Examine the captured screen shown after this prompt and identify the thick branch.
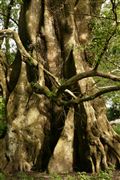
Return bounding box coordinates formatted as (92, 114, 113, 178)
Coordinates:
(57, 70, 96, 95)
(57, 69, 120, 95)
(0, 29, 37, 66)
(96, 71, 120, 81)
(31, 82, 56, 100)
(72, 85, 120, 104)
(0, 30, 119, 106)
(32, 81, 120, 106)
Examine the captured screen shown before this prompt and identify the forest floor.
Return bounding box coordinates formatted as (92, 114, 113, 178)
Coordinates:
(112, 170, 120, 180)
(1, 170, 120, 180)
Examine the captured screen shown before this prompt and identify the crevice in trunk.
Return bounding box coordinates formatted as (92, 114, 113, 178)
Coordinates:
(39, 0, 45, 29)
(49, 104, 66, 153)
(63, 49, 76, 79)
(8, 51, 21, 93)
(73, 104, 92, 172)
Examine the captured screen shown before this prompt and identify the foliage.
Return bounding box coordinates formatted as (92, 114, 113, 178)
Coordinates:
(16, 172, 34, 180)
(0, 157, 116, 179)
(0, 172, 5, 180)
(48, 168, 114, 180)
(51, 173, 63, 180)
(107, 102, 120, 120)
(86, 1, 120, 108)
(0, 0, 19, 65)
(77, 172, 91, 180)
(96, 171, 112, 180)
(50, 168, 114, 179)
(113, 124, 120, 135)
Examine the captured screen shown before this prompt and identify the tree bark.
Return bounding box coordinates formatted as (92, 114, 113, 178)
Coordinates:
(0, 0, 120, 174)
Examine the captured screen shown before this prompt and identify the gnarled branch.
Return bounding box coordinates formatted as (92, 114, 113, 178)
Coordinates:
(57, 69, 120, 95)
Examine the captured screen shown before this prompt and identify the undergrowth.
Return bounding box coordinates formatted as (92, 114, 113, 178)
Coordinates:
(0, 167, 115, 180)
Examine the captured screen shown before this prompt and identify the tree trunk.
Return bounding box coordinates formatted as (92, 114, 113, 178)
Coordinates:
(0, 0, 120, 174)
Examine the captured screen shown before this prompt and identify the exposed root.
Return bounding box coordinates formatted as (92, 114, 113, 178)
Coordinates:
(19, 160, 32, 172)
(86, 128, 120, 173)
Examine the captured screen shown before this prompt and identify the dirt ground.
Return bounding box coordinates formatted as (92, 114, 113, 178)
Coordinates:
(112, 170, 120, 180)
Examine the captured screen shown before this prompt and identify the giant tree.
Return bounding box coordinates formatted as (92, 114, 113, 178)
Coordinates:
(0, 0, 120, 174)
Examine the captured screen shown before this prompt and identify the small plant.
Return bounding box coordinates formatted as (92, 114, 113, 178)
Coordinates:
(65, 175, 76, 180)
(50, 173, 62, 180)
(16, 172, 34, 180)
(76, 172, 91, 180)
(80, 172, 91, 180)
(97, 170, 112, 180)
(0, 172, 6, 180)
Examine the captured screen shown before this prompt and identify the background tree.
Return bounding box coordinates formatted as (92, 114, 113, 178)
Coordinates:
(0, 0, 120, 174)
